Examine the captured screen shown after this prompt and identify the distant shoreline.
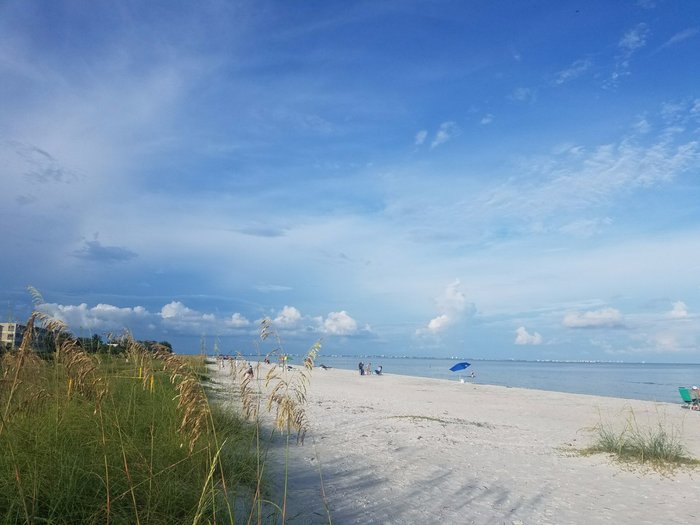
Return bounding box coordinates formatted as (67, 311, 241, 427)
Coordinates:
(215, 353, 700, 366)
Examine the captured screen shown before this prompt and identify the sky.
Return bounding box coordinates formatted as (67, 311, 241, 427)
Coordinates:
(1, 0, 699, 361)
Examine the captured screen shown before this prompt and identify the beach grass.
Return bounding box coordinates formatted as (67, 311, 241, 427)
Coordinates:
(584, 409, 699, 470)
(0, 285, 331, 524)
(215, 318, 328, 523)
(0, 309, 261, 524)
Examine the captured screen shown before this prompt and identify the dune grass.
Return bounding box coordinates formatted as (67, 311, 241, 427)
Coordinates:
(0, 314, 259, 524)
(0, 292, 328, 524)
(217, 318, 328, 524)
(584, 409, 699, 470)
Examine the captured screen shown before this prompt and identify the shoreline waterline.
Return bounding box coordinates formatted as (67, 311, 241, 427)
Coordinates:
(227, 354, 699, 404)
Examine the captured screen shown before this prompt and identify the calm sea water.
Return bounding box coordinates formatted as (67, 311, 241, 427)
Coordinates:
(274, 355, 700, 404)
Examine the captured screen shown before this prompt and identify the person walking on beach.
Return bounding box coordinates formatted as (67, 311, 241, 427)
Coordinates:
(358, 361, 364, 375)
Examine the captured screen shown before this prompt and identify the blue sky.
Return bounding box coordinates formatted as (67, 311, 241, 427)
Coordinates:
(1, 0, 699, 361)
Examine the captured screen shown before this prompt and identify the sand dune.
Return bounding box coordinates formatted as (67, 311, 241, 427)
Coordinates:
(213, 362, 700, 524)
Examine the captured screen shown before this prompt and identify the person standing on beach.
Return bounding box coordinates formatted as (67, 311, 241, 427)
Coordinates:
(358, 361, 364, 375)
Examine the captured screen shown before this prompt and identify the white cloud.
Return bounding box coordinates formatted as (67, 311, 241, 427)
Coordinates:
(480, 114, 494, 125)
(427, 314, 450, 332)
(272, 305, 302, 328)
(420, 280, 473, 334)
(563, 307, 624, 328)
(37, 297, 363, 339)
(504, 132, 699, 220)
(262, 306, 363, 337)
(669, 301, 688, 319)
(514, 326, 542, 345)
(161, 301, 192, 319)
(39, 302, 149, 331)
(660, 28, 698, 49)
(554, 58, 592, 85)
(322, 310, 358, 335)
(439, 279, 467, 313)
(608, 23, 649, 87)
(227, 312, 251, 328)
(619, 23, 649, 53)
(160, 301, 216, 332)
(414, 130, 428, 146)
(430, 121, 458, 149)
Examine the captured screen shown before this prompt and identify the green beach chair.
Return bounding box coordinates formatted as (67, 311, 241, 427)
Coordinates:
(678, 387, 699, 409)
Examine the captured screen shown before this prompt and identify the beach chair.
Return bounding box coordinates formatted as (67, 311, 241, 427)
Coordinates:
(693, 388, 700, 411)
(678, 387, 699, 409)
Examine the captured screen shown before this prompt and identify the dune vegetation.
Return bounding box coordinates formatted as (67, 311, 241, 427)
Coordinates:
(0, 291, 324, 524)
(584, 409, 699, 471)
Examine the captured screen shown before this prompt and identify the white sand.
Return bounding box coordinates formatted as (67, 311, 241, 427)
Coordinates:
(213, 362, 700, 524)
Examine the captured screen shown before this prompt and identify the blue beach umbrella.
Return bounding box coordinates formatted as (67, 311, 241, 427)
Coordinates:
(449, 361, 471, 372)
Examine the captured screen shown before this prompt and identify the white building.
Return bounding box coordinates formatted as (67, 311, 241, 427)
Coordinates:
(0, 322, 26, 349)
(0, 322, 49, 351)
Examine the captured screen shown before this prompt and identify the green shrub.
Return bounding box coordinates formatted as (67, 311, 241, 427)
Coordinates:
(0, 352, 258, 524)
(585, 409, 699, 469)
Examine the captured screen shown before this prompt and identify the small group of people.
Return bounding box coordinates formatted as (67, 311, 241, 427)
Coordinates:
(358, 361, 382, 376)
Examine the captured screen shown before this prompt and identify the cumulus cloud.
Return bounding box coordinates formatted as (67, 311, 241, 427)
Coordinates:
(38, 302, 149, 331)
(160, 301, 215, 332)
(414, 130, 428, 146)
(427, 314, 450, 332)
(430, 121, 459, 149)
(420, 280, 473, 334)
(563, 308, 624, 328)
(514, 326, 542, 345)
(227, 312, 251, 328)
(272, 305, 302, 328)
(321, 311, 358, 335)
(263, 306, 361, 336)
(438, 279, 467, 312)
(39, 298, 362, 338)
(669, 301, 688, 319)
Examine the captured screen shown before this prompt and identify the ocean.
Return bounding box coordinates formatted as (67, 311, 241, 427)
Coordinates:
(276, 355, 700, 404)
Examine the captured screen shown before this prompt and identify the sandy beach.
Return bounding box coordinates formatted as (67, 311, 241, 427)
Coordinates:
(212, 362, 700, 524)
